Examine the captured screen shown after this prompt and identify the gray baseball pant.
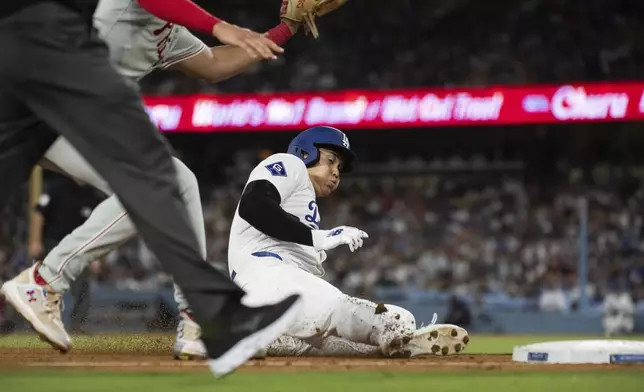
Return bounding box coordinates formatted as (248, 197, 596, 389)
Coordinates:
(39, 137, 206, 312)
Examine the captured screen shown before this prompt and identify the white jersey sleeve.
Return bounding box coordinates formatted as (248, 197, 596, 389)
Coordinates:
(246, 153, 309, 202)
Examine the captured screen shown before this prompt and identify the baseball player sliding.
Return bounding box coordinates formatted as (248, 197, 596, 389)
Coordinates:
(1, 0, 343, 358)
(227, 126, 470, 358)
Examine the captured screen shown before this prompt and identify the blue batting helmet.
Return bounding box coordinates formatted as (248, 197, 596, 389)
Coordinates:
(287, 126, 356, 172)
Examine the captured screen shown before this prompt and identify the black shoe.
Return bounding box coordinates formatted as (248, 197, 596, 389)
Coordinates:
(202, 294, 302, 378)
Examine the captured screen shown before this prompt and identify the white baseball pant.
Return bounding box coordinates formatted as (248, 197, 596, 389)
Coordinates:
(229, 252, 417, 354)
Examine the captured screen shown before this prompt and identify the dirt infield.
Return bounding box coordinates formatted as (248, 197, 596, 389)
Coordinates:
(1, 348, 642, 373)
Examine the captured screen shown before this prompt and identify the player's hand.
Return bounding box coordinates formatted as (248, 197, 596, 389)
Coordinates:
(311, 226, 369, 252)
(212, 22, 284, 60)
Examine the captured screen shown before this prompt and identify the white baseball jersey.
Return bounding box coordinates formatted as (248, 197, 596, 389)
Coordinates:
(94, 0, 208, 80)
(228, 153, 326, 276)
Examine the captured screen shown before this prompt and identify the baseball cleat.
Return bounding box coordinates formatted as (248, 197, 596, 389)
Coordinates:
(173, 311, 207, 360)
(173, 340, 269, 361)
(172, 340, 268, 361)
(172, 311, 271, 361)
(173, 338, 208, 360)
(0, 265, 71, 353)
(205, 294, 302, 378)
(407, 324, 470, 357)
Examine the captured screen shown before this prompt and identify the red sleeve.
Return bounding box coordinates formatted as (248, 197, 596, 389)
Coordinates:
(137, 0, 222, 34)
(266, 22, 293, 46)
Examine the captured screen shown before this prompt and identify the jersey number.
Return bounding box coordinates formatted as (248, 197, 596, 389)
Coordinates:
(304, 201, 320, 229)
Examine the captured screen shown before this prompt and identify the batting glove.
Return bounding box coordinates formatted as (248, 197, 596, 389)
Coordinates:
(311, 226, 369, 252)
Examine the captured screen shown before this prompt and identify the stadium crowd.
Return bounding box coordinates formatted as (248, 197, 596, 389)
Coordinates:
(140, 0, 642, 95)
(3, 152, 642, 311)
(204, 153, 644, 307)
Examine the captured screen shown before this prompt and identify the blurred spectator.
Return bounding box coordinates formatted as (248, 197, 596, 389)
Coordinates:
(538, 277, 568, 312)
(603, 280, 636, 336)
(444, 294, 472, 327)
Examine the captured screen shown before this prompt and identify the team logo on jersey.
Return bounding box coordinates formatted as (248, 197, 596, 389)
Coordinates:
(341, 133, 350, 149)
(305, 201, 320, 229)
(265, 161, 287, 177)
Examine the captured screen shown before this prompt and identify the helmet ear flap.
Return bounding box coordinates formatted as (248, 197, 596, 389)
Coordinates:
(295, 144, 319, 167)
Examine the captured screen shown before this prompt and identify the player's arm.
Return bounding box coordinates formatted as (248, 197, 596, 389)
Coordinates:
(171, 21, 298, 83)
(238, 180, 314, 245)
(238, 156, 367, 252)
(239, 180, 367, 252)
(136, 0, 283, 59)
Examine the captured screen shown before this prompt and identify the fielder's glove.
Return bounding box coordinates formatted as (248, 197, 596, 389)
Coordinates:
(311, 226, 368, 252)
(280, 0, 349, 39)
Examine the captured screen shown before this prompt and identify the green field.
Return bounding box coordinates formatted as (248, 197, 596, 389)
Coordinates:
(1, 334, 643, 392)
(3, 372, 644, 392)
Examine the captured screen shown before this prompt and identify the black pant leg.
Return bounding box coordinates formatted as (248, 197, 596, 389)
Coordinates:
(0, 92, 57, 206)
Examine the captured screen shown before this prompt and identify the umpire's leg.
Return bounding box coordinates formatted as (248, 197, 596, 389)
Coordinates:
(0, 3, 244, 326)
(0, 93, 58, 206)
